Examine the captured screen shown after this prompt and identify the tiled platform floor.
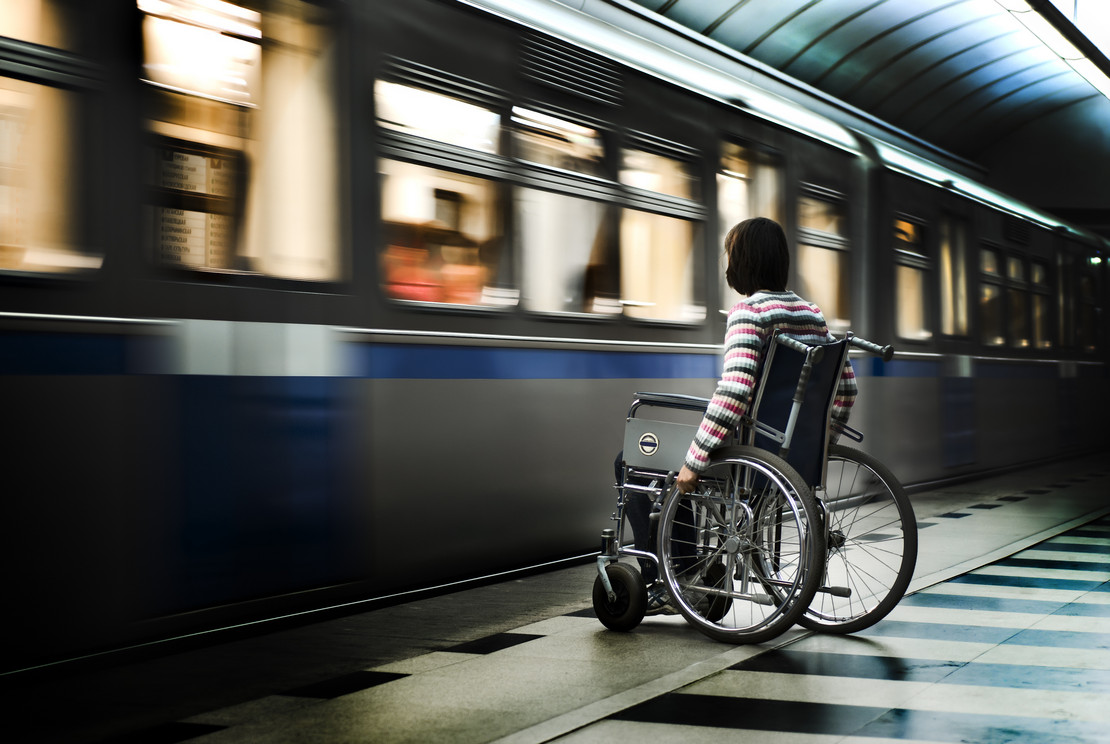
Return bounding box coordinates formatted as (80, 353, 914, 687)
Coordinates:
(7, 453, 1110, 744)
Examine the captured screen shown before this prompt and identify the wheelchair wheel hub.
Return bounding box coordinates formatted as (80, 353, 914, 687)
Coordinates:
(723, 535, 743, 554)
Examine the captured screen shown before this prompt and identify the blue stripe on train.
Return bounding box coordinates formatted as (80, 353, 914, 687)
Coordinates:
(862, 358, 940, 378)
(345, 343, 720, 380)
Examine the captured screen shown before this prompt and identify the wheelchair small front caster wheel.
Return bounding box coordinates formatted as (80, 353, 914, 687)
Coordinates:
(592, 563, 646, 632)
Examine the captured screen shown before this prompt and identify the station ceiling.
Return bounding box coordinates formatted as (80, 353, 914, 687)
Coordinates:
(624, 0, 1110, 238)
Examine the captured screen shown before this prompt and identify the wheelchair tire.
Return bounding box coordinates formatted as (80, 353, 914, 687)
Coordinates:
(592, 562, 647, 632)
(657, 446, 824, 645)
(800, 444, 918, 634)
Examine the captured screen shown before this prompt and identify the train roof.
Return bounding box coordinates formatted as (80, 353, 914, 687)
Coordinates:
(461, 0, 1110, 250)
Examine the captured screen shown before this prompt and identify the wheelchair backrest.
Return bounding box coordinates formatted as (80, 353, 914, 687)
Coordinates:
(747, 333, 850, 488)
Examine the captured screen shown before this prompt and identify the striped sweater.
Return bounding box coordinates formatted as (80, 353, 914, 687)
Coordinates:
(685, 290, 858, 473)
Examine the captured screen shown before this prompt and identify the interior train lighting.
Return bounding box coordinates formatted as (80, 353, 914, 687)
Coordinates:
(137, 0, 261, 39)
(138, 0, 262, 106)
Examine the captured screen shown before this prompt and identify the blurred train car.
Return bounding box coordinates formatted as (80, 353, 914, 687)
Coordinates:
(1, 0, 1106, 673)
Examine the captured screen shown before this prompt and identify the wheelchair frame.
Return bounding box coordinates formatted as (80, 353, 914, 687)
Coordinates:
(593, 331, 917, 644)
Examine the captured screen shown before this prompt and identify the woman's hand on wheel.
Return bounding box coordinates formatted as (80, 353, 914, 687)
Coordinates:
(676, 465, 699, 493)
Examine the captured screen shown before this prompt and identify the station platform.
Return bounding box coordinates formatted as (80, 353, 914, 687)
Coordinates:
(9, 452, 1110, 744)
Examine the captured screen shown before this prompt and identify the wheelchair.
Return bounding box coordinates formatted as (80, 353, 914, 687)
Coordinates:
(592, 331, 918, 644)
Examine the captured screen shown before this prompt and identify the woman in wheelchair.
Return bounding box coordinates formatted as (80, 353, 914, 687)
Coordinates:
(633, 217, 858, 614)
(603, 216, 914, 640)
(675, 216, 857, 491)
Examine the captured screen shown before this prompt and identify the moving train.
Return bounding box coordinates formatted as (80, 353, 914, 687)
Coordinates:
(2, 0, 1106, 674)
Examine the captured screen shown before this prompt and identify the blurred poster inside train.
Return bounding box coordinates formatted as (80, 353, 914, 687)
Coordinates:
(140, 0, 340, 280)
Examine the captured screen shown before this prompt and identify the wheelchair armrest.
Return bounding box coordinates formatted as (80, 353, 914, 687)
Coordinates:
(629, 392, 710, 418)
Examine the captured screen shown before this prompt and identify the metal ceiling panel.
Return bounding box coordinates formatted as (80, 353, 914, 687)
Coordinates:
(625, 0, 1106, 161)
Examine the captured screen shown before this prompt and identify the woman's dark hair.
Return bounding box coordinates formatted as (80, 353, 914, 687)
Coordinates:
(724, 217, 790, 295)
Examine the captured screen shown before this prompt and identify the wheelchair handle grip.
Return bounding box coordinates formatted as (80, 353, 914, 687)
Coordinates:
(773, 333, 824, 362)
(849, 336, 894, 362)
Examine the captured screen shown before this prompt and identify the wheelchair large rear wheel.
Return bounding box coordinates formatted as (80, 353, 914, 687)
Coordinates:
(800, 444, 918, 634)
(657, 446, 824, 645)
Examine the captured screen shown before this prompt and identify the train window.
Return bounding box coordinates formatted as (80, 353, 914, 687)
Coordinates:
(1031, 261, 1048, 285)
(1054, 250, 1100, 351)
(517, 188, 615, 314)
(1078, 264, 1099, 352)
(894, 219, 925, 257)
(894, 218, 931, 341)
(798, 194, 845, 236)
(717, 143, 782, 310)
(378, 83, 500, 154)
(619, 148, 697, 200)
(380, 159, 507, 306)
(797, 243, 850, 333)
(980, 284, 1004, 346)
(1007, 287, 1029, 348)
(511, 107, 603, 176)
(1033, 294, 1052, 349)
(620, 210, 702, 322)
(0, 76, 95, 273)
(979, 247, 1004, 346)
(980, 249, 1000, 276)
(141, 0, 340, 280)
(896, 265, 928, 340)
(1031, 260, 1051, 349)
(1, 1, 78, 48)
(796, 192, 850, 333)
(939, 216, 969, 336)
(1006, 255, 1029, 348)
(1057, 252, 1075, 346)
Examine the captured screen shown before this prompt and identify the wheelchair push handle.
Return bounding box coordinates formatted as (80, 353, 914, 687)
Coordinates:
(772, 330, 893, 362)
(773, 333, 824, 362)
(848, 335, 894, 362)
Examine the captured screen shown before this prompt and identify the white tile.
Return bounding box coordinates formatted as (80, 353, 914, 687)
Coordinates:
(180, 695, 320, 727)
(906, 682, 1110, 722)
(1028, 613, 1110, 634)
(885, 603, 1043, 629)
(513, 615, 602, 636)
(787, 632, 994, 662)
(371, 651, 477, 674)
(975, 643, 1110, 670)
(918, 582, 1088, 604)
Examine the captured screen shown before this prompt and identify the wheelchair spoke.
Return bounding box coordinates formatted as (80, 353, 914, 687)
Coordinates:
(658, 446, 823, 644)
(801, 445, 918, 634)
